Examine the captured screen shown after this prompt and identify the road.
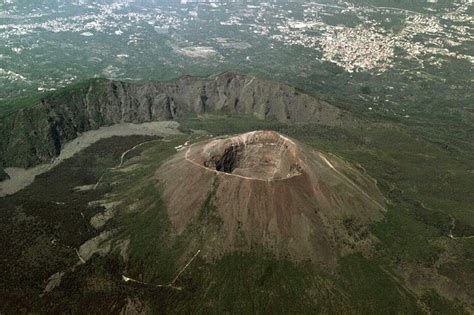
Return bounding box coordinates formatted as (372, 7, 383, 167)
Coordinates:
(448, 216, 474, 240)
(122, 249, 202, 291)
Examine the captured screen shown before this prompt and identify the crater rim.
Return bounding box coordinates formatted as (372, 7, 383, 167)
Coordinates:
(187, 131, 304, 181)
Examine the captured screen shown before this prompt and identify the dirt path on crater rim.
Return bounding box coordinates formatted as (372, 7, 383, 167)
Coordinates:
(0, 121, 182, 197)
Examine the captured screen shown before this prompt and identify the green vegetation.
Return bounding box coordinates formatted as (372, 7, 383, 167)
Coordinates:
(0, 79, 104, 119)
(421, 290, 468, 315)
(0, 168, 8, 181)
(372, 207, 443, 266)
(438, 251, 474, 295)
(0, 95, 42, 118)
(110, 136, 190, 282)
(337, 254, 420, 313)
(0, 135, 162, 312)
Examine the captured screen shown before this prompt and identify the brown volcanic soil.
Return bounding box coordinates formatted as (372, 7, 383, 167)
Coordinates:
(156, 131, 386, 264)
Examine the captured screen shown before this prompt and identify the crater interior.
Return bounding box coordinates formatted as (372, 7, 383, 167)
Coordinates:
(193, 131, 303, 181)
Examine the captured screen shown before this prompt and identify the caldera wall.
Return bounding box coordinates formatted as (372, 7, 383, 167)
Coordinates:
(0, 72, 348, 169)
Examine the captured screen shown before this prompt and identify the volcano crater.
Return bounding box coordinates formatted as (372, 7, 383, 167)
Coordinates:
(157, 130, 386, 263)
(193, 131, 303, 181)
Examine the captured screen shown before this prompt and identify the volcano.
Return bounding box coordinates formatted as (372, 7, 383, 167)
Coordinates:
(157, 131, 386, 264)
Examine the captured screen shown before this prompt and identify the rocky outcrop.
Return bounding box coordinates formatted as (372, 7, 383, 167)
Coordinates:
(0, 72, 348, 168)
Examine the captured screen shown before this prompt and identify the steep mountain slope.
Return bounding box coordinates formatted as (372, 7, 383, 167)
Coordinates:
(0, 72, 349, 169)
(158, 131, 385, 264)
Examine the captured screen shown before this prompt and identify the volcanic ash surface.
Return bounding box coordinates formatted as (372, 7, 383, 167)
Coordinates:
(156, 131, 386, 264)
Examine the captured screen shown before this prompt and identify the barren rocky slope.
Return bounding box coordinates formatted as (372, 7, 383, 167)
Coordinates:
(157, 131, 385, 264)
(0, 72, 349, 169)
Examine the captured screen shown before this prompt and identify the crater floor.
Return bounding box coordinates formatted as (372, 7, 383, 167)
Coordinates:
(189, 131, 303, 181)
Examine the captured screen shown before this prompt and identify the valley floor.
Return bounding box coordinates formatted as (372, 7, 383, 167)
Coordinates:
(0, 121, 181, 197)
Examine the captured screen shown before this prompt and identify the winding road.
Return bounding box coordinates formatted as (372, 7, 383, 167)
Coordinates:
(448, 216, 474, 240)
(94, 139, 161, 189)
(122, 249, 201, 291)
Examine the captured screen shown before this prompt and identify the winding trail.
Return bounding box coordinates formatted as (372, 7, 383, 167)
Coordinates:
(121, 275, 182, 290)
(171, 249, 201, 285)
(113, 140, 158, 169)
(75, 249, 86, 264)
(448, 216, 474, 240)
(319, 153, 386, 212)
(122, 249, 201, 291)
(94, 139, 161, 189)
